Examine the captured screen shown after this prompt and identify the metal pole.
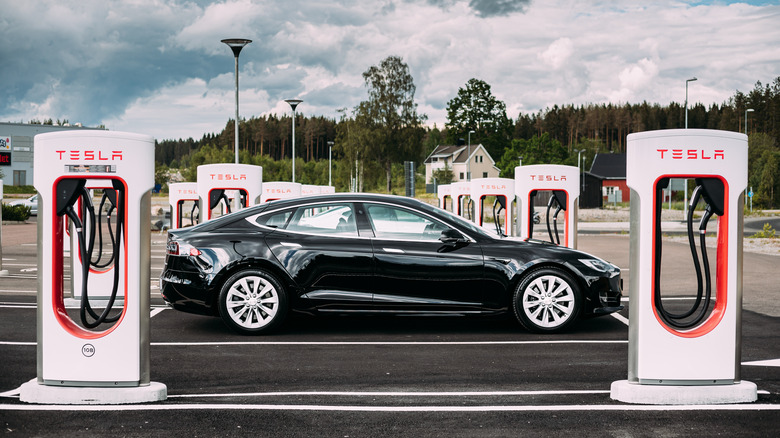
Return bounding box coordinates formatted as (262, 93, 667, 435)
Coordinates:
(222, 39, 251, 164)
(327, 141, 334, 186)
(0, 180, 7, 277)
(467, 130, 475, 181)
(233, 54, 239, 164)
(284, 99, 303, 183)
(685, 77, 697, 129)
(745, 108, 754, 206)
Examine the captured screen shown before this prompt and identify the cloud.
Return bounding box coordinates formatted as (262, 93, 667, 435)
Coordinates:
(2, 0, 779, 141)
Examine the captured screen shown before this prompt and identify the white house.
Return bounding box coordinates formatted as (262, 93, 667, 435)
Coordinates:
(424, 143, 500, 184)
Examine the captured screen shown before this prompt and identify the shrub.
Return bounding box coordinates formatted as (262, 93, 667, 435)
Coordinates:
(2, 203, 32, 221)
(750, 223, 777, 239)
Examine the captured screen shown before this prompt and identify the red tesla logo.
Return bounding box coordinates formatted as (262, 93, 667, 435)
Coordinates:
(55, 150, 123, 161)
(656, 149, 725, 160)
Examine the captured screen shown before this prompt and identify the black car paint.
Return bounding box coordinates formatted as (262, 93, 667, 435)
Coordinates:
(161, 194, 622, 325)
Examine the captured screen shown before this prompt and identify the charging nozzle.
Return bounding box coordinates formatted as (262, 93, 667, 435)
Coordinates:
(56, 179, 87, 217)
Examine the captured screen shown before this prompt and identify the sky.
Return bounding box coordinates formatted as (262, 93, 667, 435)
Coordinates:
(1, 0, 779, 141)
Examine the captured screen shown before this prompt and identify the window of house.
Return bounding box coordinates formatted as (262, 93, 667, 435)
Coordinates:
(482, 172, 488, 178)
(459, 172, 464, 180)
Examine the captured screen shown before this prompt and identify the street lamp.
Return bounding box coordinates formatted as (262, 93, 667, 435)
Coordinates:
(285, 99, 303, 182)
(327, 141, 334, 186)
(744, 108, 754, 205)
(745, 108, 754, 134)
(685, 77, 697, 129)
(221, 38, 252, 164)
(467, 130, 475, 181)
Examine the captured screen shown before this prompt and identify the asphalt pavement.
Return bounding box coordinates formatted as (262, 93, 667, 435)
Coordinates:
(0, 218, 779, 437)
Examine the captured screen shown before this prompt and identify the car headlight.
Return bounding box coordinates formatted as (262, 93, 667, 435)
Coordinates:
(579, 258, 613, 272)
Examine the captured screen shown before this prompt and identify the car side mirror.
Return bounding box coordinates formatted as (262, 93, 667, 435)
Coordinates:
(439, 228, 466, 245)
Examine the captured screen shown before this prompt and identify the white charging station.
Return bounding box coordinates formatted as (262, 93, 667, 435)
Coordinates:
(451, 181, 472, 220)
(437, 184, 453, 212)
(320, 185, 335, 195)
(261, 181, 302, 203)
(196, 163, 262, 222)
(471, 178, 514, 236)
(301, 184, 321, 197)
(168, 182, 199, 229)
(514, 164, 579, 248)
(611, 129, 756, 405)
(21, 130, 166, 404)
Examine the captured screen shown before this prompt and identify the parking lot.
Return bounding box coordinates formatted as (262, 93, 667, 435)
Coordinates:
(1, 219, 779, 436)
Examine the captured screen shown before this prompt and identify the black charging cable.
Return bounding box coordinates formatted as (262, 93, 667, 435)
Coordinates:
(654, 183, 716, 329)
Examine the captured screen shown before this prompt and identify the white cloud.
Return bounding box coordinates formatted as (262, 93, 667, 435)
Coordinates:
(2, 0, 779, 139)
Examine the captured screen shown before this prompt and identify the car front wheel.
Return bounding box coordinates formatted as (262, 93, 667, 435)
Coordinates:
(218, 269, 287, 335)
(513, 267, 581, 333)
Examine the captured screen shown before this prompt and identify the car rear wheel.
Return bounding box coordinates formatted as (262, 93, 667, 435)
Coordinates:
(218, 269, 287, 335)
(513, 267, 581, 333)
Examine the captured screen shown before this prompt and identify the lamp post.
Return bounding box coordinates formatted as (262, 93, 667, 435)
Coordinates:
(745, 108, 754, 134)
(285, 99, 303, 182)
(221, 38, 252, 164)
(685, 77, 697, 129)
(745, 108, 754, 205)
(467, 130, 475, 181)
(327, 141, 334, 186)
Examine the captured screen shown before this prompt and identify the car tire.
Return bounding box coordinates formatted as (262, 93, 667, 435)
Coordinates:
(513, 267, 581, 333)
(218, 269, 288, 335)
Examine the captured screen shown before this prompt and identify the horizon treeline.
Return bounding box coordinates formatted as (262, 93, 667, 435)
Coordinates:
(156, 77, 779, 168)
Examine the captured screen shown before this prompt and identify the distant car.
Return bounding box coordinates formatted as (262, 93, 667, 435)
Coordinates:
(9, 194, 37, 216)
(161, 194, 623, 335)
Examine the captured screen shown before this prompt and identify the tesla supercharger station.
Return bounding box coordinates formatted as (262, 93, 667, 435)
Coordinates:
(611, 129, 756, 405)
(451, 181, 472, 220)
(196, 163, 262, 222)
(20, 130, 166, 404)
(261, 181, 302, 203)
(437, 184, 452, 212)
(301, 184, 321, 197)
(169, 182, 199, 229)
(471, 178, 514, 236)
(515, 164, 579, 248)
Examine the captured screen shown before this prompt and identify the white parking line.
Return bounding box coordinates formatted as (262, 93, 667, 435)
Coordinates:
(0, 402, 777, 412)
(611, 312, 629, 326)
(169, 389, 612, 399)
(151, 340, 629, 346)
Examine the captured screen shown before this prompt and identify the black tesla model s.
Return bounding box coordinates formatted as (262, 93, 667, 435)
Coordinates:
(161, 193, 622, 334)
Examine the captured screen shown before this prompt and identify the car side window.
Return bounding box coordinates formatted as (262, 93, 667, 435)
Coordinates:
(255, 208, 294, 228)
(365, 204, 448, 241)
(284, 203, 358, 236)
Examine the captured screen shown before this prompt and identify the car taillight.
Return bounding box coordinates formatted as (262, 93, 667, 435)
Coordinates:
(167, 240, 201, 257)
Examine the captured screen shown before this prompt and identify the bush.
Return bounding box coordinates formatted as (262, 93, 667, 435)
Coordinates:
(2, 203, 32, 221)
(750, 223, 777, 239)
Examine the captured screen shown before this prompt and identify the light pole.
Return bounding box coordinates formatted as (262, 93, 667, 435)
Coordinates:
(221, 38, 252, 164)
(685, 77, 697, 129)
(745, 108, 754, 134)
(327, 141, 334, 186)
(467, 130, 475, 181)
(745, 108, 754, 205)
(285, 99, 303, 182)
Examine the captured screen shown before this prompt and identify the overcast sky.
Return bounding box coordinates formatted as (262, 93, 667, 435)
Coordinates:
(2, 0, 778, 141)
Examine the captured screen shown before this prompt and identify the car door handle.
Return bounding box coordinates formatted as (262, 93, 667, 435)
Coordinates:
(489, 257, 511, 265)
(383, 248, 405, 254)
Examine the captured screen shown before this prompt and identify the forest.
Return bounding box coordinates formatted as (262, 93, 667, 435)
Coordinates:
(154, 75, 780, 208)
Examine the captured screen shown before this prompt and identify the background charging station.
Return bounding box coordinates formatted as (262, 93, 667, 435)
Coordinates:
(437, 184, 452, 212)
(611, 129, 756, 404)
(514, 164, 579, 248)
(301, 184, 321, 197)
(261, 181, 302, 203)
(168, 182, 199, 229)
(21, 130, 166, 404)
(451, 181, 472, 220)
(471, 177, 514, 236)
(196, 163, 262, 222)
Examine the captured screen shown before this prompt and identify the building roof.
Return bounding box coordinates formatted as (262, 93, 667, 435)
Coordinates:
(424, 144, 491, 164)
(589, 153, 626, 179)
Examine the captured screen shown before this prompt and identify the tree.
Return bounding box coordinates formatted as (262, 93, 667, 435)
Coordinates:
(352, 56, 427, 192)
(445, 78, 512, 159)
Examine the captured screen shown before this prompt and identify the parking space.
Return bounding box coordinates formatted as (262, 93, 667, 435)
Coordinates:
(1, 224, 779, 435)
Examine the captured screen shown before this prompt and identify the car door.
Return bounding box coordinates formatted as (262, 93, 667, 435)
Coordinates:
(260, 202, 375, 309)
(363, 202, 497, 312)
